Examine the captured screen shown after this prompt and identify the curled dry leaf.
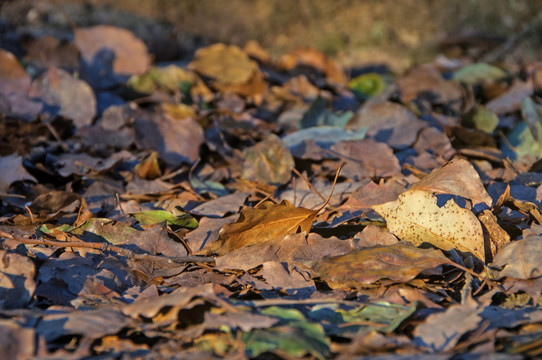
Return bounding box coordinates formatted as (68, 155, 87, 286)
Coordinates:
(372, 190, 485, 261)
(197, 200, 318, 256)
(307, 242, 451, 289)
(411, 158, 492, 207)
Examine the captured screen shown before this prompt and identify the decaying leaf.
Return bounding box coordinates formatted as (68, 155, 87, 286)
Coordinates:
(198, 200, 318, 256)
(372, 190, 485, 260)
(414, 297, 483, 352)
(241, 134, 295, 185)
(410, 158, 492, 207)
(492, 236, 542, 279)
(308, 242, 451, 289)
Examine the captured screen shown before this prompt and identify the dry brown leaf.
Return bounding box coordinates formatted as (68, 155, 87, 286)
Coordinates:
(411, 158, 493, 207)
(0, 153, 36, 193)
(276, 47, 347, 85)
(189, 43, 259, 85)
(197, 200, 318, 256)
(29, 67, 96, 128)
(308, 242, 451, 289)
(74, 25, 150, 76)
(372, 190, 485, 260)
(348, 101, 426, 150)
(396, 64, 462, 104)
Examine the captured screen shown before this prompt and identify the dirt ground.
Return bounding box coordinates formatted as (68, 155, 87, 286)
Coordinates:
(2, 0, 542, 72)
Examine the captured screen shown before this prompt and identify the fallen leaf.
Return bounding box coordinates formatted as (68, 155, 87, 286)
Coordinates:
(372, 190, 485, 260)
(29, 66, 97, 128)
(0, 49, 42, 118)
(134, 109, 204, 166)
(413, 297, 483, 352)
(492, 236, 542, 279)
(348, 101, 426, 149)
(486, 80, 533, 115)
(190, 191, 249, 218)
(348, 73, 388, 100)
(331, 139, 401, 180)
(74, 25, 150, 76)
(241, 134, 295, 185)
(257, 261, 315, 296)
(453, 63, 507, 84)
(307, 302, 416, 338)
(411, 158, 493, 207)
(214, 233, 354, 271)
(242, 306, 330, 360)
(0, 250, 36, 309)
(198, 200, 318, 256)
(189, 43, 259, 85)
(130, 209, 198, 230)
(0, 321, 35, 359)
(396, 64, 462, 104)
(308, 242, 450, 289)
(0, 153, 36, 193)
(134, 151, 162, 179)
(277, 47, 347, 85)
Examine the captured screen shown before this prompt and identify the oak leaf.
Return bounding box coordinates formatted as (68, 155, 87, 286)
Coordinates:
(372, 190, 485, 260)
(197, 200, 318, 256)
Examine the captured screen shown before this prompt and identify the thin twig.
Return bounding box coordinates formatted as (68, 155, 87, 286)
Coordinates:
(316, 162, 344, 213)
(290, 167, 327, 203)
(0, 229, 215, 264)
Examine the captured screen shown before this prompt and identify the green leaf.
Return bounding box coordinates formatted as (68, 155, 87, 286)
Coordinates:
(453, 63, 507, 84)
(348, 72, 387, 100)
(501, 98, 542, 160)
(242, 306, 330, 360)
(130, 210, 198, 229)
(463, 106, 499, 134)
(308, 302, 416, 338)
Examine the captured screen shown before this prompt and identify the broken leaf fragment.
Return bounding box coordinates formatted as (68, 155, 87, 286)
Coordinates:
(198, 200, 318, 256)
(372, 190, 485, 260)
(308, 242, 451, 289)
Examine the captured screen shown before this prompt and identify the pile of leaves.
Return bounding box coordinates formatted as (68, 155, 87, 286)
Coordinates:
(2, 24, 542, 359)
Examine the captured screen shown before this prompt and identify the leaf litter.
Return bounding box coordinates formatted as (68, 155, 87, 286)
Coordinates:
(2, 16, 542, 360)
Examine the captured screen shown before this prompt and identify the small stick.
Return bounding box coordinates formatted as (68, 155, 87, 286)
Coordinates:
(316, 162, 344, 213)
(291, 167, 327, 203)
(0, 229, 215, 264)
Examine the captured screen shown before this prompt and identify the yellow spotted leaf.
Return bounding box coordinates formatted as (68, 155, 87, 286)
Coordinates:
(372, 190, 485, 261)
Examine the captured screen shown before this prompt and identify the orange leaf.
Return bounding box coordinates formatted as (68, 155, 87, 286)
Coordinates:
(198, 200, 318, 256)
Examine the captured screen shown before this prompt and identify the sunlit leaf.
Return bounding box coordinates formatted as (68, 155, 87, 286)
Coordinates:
(373, 190, 485, 260)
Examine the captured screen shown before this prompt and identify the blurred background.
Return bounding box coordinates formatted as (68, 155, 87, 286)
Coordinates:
(2, 0, 542, 72)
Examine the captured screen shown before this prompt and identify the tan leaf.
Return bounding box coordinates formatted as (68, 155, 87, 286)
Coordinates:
(411, 158, 492, 207)
(197, 200, 318, 256)
(372, 190, 485, 260)
(74, 25, 150, 76)
(308, 242, 451, 289)
(189, 43, 259, 85)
